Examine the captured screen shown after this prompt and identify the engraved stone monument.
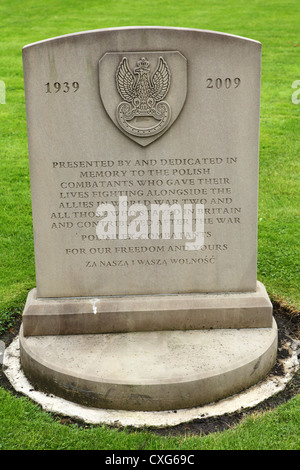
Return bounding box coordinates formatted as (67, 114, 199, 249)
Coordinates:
(20, 27, 277, 412)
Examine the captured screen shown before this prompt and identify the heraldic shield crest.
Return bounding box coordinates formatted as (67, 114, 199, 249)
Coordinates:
(99, 51, 187, 146)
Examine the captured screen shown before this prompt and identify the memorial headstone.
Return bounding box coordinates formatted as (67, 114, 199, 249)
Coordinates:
(20, 27, 277, 411)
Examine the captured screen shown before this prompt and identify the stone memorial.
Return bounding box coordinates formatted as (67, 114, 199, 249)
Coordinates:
(19, 27, 277, 412)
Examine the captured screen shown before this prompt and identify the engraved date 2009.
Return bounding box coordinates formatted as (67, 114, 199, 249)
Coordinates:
(206, 77, 241, 89)
(45, 81, 79, 93)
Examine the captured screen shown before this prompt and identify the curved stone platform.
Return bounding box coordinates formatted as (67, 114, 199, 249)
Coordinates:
(19, 320, 277, 411)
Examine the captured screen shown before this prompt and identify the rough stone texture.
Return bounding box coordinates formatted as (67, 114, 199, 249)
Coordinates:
(19, 320, 278, 411)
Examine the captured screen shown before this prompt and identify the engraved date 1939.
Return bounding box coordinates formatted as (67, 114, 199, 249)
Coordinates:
(45, 81, 79, 93)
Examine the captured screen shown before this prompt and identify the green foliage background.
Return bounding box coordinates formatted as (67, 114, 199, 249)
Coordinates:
(0, 0, 299, 450)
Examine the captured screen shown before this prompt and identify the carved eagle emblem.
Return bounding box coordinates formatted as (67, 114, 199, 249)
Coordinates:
(116, 56, 170, 108)
(99, 50, 187, 145)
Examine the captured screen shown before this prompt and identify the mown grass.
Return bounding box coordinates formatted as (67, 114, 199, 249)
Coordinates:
(0, 0, 299, 451)
(0, 387, 299, 450)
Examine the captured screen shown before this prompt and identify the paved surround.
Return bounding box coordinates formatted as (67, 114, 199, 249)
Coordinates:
(4, 328, 299, 427)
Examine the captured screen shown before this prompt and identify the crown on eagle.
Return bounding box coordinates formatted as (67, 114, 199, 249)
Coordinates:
(135, 57, 150, 70)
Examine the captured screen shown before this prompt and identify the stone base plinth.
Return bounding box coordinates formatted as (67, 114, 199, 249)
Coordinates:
(22, 281, 272, 336)
(19, 320, 278, 411)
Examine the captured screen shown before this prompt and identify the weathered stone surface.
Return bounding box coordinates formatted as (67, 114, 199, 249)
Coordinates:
(23, 27, 262, 299)
(22, 281, 273, 336)
(19, 28, 276, 412)
(19, 320, 278, 411)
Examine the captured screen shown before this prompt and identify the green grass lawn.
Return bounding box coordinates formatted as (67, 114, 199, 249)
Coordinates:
(0, 0, 299, 451)
(0, 386, 299, 450)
